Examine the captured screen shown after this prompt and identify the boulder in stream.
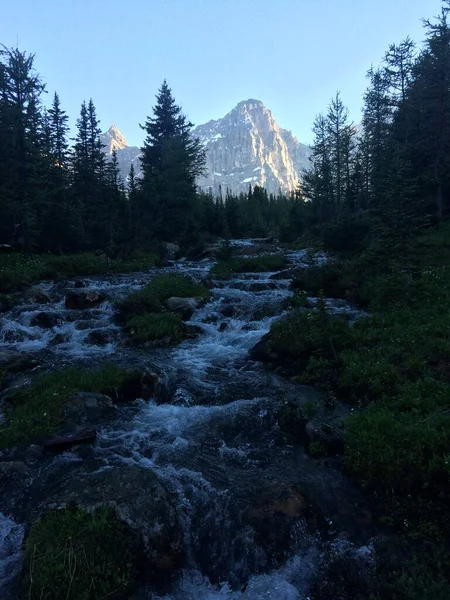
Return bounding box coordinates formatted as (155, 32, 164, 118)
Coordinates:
(64, 291, 106, 310)
(23, 286, 52, 304)
(86, 329, 111, 346)
(60, 392, 117, 431)
(245, 484, 307, 567)
(33, 465, 185, 585)
(166, 296, 199, 320)
(30, 311, 60, 329)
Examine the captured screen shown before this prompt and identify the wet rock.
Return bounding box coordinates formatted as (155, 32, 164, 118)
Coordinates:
(200, 277, 215, 289)
(246, 282, 277, 292)
(0, 348, 40, 373)
(73, 279, 87, 288)
(249, 334, 278, 362)
(141, 369, 170, 402)
(86, 330, 110, 346)
(245, 485, 307, 567)
(60, 392, 117, 431)
(64, 291, 106, 310)
(185, 324, 203, 338)
(49, 333, 69, 346)
(30, 311, 60, 329)
(306, 418, 346, 456)
(0, 460, 29, 482)
(43, 429, 97, 452)
(166, 297, 199, 320)
(270, 268, 298, 280)
(23, 286, 52, 304)
(164, 242, 180, 260)
(220, 304, 236, 318)
(1, 327, 25, 343)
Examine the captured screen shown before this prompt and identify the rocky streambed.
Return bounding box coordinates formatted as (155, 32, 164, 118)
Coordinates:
(0, 241, 373, 599)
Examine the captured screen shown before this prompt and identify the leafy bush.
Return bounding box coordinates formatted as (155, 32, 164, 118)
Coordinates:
(0, 363, 141, 447)
(125, 313, 185, 344)
(21, 506, 141, 600)
(211, 254, 288, 276)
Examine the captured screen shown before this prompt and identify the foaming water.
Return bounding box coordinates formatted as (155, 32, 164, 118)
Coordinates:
(0, 513, 24, 597)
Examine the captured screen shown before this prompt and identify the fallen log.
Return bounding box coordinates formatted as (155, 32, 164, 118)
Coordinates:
(43, 429, 97, 451)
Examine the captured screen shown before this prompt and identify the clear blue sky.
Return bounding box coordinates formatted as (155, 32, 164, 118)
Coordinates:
(1, 0, 443, 146)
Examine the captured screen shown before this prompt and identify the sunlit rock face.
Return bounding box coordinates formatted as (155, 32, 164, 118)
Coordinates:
(193, 99, 312, 196)
(100, 125, 142, 183)
(100, 101, 311, 194)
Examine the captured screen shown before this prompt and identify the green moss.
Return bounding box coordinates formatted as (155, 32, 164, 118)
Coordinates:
(211, 254, 288, 276)
(0, 252, 159, 293)
(21, 506, 141, 600)
(117, 274, 210, 322)
(125, 313, 185, 344)
(0, 363, 141, 448)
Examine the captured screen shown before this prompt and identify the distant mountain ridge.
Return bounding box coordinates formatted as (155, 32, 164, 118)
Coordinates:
(100, 100, 311, 194)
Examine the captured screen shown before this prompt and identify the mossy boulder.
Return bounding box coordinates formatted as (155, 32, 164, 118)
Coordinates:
(0, 363, 148, 448)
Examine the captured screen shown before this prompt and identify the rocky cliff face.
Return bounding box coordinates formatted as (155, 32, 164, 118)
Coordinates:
(193, 99, 311, 196)
(101, 100, 311, 194)
(100, 125, 142, 182)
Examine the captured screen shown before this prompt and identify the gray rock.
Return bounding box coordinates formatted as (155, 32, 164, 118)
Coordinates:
(164, 243, 180, 260)
(23, 286, 52, 304)
(36, 465, 185, 583)
(86, 330, 110, 346)
(30, 311, 60, 328)
(166, 297, 199, 320)
(60, 392, 116, 431)
(0, 348, 40, 373)
(64, 291, 106, 310)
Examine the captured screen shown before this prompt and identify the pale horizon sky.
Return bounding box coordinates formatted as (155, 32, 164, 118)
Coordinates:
(0, 0, 443, 146)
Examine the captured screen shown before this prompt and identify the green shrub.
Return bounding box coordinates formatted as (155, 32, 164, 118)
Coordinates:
(125, 313, 185, 344)
(211, 254, 288, 276)
(0, 363, 141, 448)
(21, 506, 141, 600)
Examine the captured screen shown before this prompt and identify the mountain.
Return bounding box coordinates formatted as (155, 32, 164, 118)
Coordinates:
(192, 99, 312, 195)
(100, 125, 141, 181)
(100, 101, 311, 194)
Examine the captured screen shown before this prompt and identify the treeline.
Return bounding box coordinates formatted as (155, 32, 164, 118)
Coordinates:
(300, 1, 450, 255)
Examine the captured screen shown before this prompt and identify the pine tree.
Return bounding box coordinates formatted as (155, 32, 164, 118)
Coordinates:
(326, 92, 356, 217)
(138, 80, 205, 242)
(0, 46, 45, 249)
